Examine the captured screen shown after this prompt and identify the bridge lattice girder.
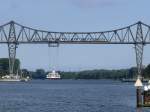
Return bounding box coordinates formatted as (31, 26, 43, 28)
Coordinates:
(0, 21, 150, 44)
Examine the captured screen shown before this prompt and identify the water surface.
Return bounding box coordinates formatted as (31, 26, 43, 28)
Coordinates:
(0, 80, 149, 112)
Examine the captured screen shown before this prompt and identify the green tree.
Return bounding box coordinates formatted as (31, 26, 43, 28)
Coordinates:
(32, 69, 46, 79)
(0, 58, 20, 77)
(143, 64, 150, 78)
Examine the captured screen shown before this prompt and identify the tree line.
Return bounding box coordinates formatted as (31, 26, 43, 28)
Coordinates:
(22, 66, 150, 79)
(0, 58, 150, 79)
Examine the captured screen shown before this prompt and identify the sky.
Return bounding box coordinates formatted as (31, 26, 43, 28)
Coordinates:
(0, 0, 150, 71)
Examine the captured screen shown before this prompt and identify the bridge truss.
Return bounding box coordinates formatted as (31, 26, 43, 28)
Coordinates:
(0, 21, 150, 78)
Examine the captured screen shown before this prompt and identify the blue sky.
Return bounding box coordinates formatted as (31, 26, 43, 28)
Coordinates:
(0, 0, 150, 71)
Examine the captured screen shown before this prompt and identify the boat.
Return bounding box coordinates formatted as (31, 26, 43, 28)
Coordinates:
(0, 74, 21, 82)
(0, 75, 30, 82)
(0, 69, 30, 82)
(46, 70, 61, 79)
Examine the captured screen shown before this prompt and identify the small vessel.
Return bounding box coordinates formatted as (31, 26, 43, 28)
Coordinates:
(0, 69, 30, 82)
(0, 74, 21, 82)
(46, 70, 61, 79)
(0, 75, 30, 82)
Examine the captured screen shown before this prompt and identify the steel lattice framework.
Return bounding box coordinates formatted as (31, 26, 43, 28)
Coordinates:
(0, 21, 150, 78)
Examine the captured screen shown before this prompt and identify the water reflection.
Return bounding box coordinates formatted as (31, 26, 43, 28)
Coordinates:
(136, 107, 150, 112)
(136, 108, 142, 112)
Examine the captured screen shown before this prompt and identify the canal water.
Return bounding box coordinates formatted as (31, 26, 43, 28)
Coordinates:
(0, 80, 149, 112)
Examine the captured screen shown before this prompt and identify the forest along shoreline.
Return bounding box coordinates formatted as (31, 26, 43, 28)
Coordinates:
(0, 58, 150, 80)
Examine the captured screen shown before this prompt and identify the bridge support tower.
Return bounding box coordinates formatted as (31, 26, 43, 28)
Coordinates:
(8, 21, 17, 77)
(134, 22, 144, 107)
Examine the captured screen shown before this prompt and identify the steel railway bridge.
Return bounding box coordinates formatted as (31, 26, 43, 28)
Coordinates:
(0, 20, 150, 78)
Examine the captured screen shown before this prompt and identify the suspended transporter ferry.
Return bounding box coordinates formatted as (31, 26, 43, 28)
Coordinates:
(46, 70, 61, 79)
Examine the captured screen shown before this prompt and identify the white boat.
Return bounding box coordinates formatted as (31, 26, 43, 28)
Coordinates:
(46, 70, 61, 79)
(0, 74, 21, 82)
(0, 64, 31, 82)
(0, 70, 30, 82)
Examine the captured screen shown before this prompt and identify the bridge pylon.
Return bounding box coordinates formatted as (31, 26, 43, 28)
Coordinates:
(135, 22, 144, 80)
(8, 21, 17, 77)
